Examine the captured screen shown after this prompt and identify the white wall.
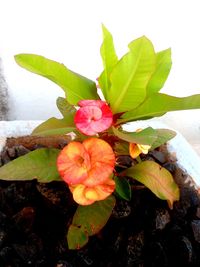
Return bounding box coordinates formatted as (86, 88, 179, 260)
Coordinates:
(0, 0, 200, 146)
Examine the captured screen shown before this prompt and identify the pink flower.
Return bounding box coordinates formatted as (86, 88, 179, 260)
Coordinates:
(57, 137, 116, 205)
(74, 100, 113, 136)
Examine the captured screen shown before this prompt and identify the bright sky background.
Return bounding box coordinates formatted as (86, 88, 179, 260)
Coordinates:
(0, 0, 200, 143)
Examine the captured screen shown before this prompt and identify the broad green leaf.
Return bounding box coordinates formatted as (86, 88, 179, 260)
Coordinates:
(119, 93, 200, 123)
(67, 225, 88, 250)
(114, 176, 131, 201)
(119, 112, 166, 122)
(56, 97, 76, 118)
(67, 195, 116, 249)
(98, 24, 118, 100)
(108, 36, 156, 113)
(146, 48, 172, 96)
(15, 54, 99, 105)
(33, 126, 75, 136)
(125, 161, 180, 208)
(0, 148, 61, 182)
(32, 117, 75, 136)
(114, 128, 176, 155)
(112, 126, 157, 145)
(151, 129, 176, 150)
(71, 195, 116, 236)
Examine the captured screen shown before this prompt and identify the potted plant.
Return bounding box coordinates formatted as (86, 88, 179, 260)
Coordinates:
(0, 25, 200, 266)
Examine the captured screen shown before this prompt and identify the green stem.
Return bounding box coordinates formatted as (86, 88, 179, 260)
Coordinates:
(136, 156, 142, 163)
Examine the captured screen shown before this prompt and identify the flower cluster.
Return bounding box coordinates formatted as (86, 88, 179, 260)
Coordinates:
(57, 137, 115, 205)
(57, 100, 151, 205)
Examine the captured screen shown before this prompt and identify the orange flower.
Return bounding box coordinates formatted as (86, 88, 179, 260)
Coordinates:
(57, 138, 115, 205)
(129, 143, 151, 159)
(69, 179, 115, 205)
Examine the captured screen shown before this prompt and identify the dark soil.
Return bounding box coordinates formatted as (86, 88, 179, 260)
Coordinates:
(0, 138, 200, 267)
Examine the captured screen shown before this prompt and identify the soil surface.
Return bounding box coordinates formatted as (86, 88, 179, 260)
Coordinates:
(0, 138, 200, 267)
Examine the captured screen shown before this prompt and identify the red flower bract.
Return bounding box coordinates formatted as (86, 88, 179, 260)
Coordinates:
(74, 100, 113, 136)
(57, 138, 116, 205)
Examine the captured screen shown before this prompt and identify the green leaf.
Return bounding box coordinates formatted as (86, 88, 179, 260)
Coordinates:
(108, 36, 156, 113)
(151, 129, 176, 150)
(119, 93, 200, 123)
(67, 225, 88, 250)
(114, 176, 131, 201)
(125, 161, 180, 208)
(32, 117, 76, 136)
(67, 195, 116, 249)
(0, 148, 61, 182)
(113, 128, 176, 155)
(114, 141, 129, 155)
(98, 24, 118, 100)
(56, 97, 76, 118)
(15, 54, 99, 105)
(146, 48, 172, 96)
(112, 126, 157, 145)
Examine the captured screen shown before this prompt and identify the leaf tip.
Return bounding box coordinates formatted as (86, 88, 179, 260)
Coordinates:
(101, 23, 108, 33)
(14, 54, 21, 63)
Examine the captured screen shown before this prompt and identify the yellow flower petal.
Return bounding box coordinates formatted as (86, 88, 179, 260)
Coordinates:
(129, 143, 142, 158)
(137, 144, 151, 154)
(129, 143, 151, 158)
(72, 184, 95, 206)
(84, 188, 99, 200)
(70, 178, 115, 205)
